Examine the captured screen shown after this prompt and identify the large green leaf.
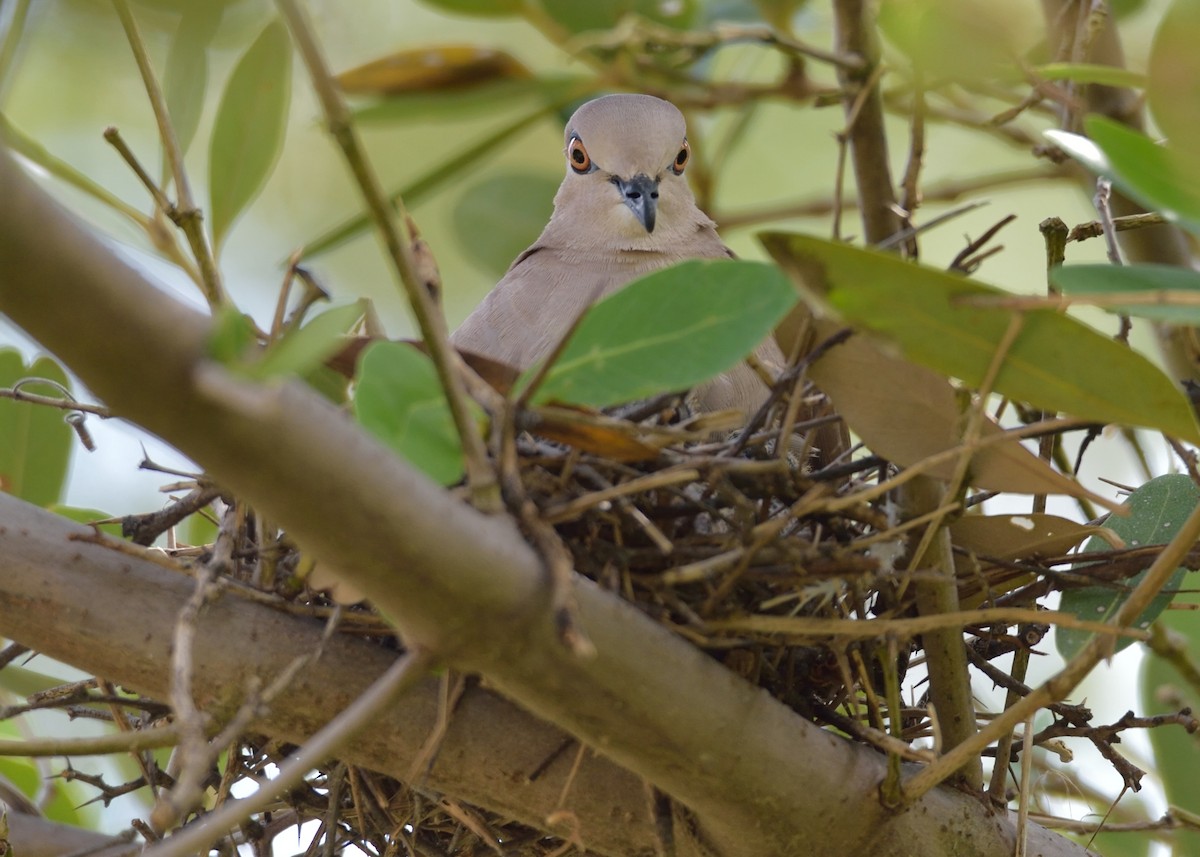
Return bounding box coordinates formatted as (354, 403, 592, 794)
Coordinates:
(529, 259, 796, 407)
(1052, 263, 1200, 324)
(208, 17, 292, 251)
(453, 171, 557, 277)
(0, 349, 73, 506)
(163, 3, 223, 161)
(760, 232, 1200, 442)
(352, 342, 466, 486)
(1057, 474, 1200, 659)
(1046, 117, 1200, 235)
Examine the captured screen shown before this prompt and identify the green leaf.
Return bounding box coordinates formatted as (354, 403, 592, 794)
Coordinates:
(163, 3, 223, 161)
(877, 0, 1023, 84)
(1047, 117, 1200, 234)
(1057, 474, 1200, 659)
(302, 103, 556, 259)
(0, 113, 146, 225)
(0, 756, 39, 805)
(453, 171, 557, 277)
(1141, 597, 1200, 856)
(47, 505, 122, 537)
(205, 305, 258, 364)
(760, 232, 1200, 442)
(208, 17, 292, 252)
(352, 342, 466, 486)
(1034, 62, 1146, 89)
(353, 75, 583, 123)
(418, 0, 524, 15)
(0, 350, 73, 506)
(538, 0, 702, 34)
(249, 301, 366, 382)
(529, 259, 797, 407)
(1052, 263, 1200, 323)
(1148, 1, 1200, 165)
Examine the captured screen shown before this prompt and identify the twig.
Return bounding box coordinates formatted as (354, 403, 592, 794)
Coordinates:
(897, 68, 926, 231)
(406, 670, 466, 784)
(3, 378, 108, 417)
(273, 0, 498, 510)
(898, 498, 1200, 804)
(833, 0, 906, 247)
(898, 315, 1025, 790)
(122, 486, 221, 546)
(1015, 714, 1034, 857)
(718, 167, 1058, 232)
(1147, 622, 1200, 699)
(1093, 177, 1123, 266)
(706, 606, 1148, 642)
(958, 290, 1200, 312)
(141, 647, 434, 857)
(949, 214, 1017, 274)
(986, 642, 1033, 803)
(1040, 216, 1069, 280)
(1067, 211, 1167, 243)
(0, 725, 182, 757)
(110, 0, 227, 307)
(1030, 808, 1200, 834)
(875, 201, 987, 251)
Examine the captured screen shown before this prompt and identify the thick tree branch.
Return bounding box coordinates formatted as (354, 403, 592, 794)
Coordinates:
(0, 493, 654, 855)
(0, 150, 1094, 857)
(6, 811, 139, 857)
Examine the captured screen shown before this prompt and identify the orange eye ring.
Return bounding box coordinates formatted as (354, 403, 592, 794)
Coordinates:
(671, 140, 690, 175)
(568, 136, 591, 173)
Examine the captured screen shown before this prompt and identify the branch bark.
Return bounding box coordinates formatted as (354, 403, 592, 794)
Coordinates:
(0, 149, 1095, 857)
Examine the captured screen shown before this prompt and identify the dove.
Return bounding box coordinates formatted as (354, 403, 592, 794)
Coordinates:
(450, 93, 784, 416)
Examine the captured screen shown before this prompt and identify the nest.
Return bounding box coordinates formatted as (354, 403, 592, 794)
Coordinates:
(10, 380, 1194, 855)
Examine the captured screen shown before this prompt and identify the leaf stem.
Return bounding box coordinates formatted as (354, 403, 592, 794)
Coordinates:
(274, 0, 498, 510)
(110, 0, 227, 307)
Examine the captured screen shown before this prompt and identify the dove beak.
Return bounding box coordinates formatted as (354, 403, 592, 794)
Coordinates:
(615, 174, 659, 233)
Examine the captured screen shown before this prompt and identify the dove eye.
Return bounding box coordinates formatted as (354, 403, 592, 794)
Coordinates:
(568, 136, 592, 173)
(671, 140, 690, 175)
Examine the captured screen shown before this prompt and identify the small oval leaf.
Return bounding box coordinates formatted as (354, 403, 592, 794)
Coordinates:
(250, 301, 366, 382)
(1052, 263, 1200, 324)
(163, 4, 223, 159)
(337, 45, 531, 96)
(417, 0, 524, 16)
(539, 0, 701, 34)
(353, 341, 466, 486)
(0, 350, 74, 506)
(209, 17, 292, 252)
(1057, 474, 1200, 659)
(1070, 116, 1200, 235)
(528, 259, 797, 408)
(453, 171, 557, 277)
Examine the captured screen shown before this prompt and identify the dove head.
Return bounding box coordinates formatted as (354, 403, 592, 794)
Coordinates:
(546, 94, 710, 251)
